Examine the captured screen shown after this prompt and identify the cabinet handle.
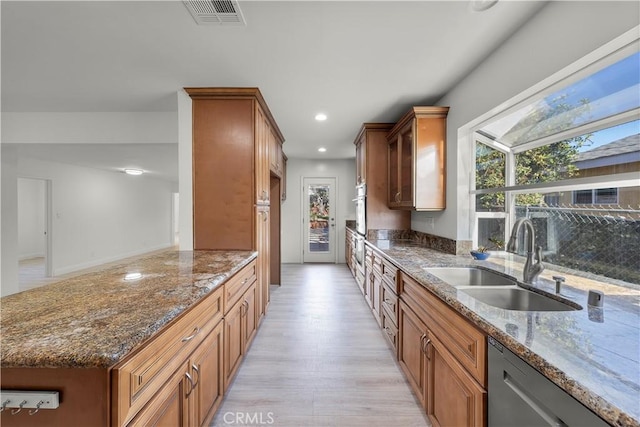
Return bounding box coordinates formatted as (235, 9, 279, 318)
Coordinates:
(242, 278, 248, 285)
(192, 364, 200, 388)
(261, 190, 268, 201)
(384, 326, 394, 338)
(185, 372, 194, 397)
(263, 212, 268, 222)
(425, 339, 432, 360)
(420, 334, 427, 353)
(395, 192, 401, 203)
(181, 326, 200, 342)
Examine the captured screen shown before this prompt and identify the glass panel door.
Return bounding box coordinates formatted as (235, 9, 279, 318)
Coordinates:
(303, 177, 336, 263)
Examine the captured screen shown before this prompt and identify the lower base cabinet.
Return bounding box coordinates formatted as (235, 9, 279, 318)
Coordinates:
(399, 272, 487, 427)
(427, 334, 485, 427)
(225, 282, 258, 389)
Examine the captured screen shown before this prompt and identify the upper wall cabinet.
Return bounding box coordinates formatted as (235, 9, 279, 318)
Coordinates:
(387, 107, 449, 211)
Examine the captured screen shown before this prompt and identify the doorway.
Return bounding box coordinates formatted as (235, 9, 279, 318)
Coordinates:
(302, 177, 337, 263)
(17, 178, 52, 289)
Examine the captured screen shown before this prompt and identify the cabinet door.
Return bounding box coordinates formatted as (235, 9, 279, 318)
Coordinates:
(426, 334, 486, 427)
(355, 136, 366, 185)
(398, 300, 428, 407)
(255, 106, 271, 205)
(224, 301, 244, 389)
(127, 362, 189, 427)
(256, 206, 270, 319)
(190, 321, 224, 427)
(243, 283, 258, 349)
(371, 271, 382, 326)
(388, 136, 400, 207)
(399, 125, 414, 207)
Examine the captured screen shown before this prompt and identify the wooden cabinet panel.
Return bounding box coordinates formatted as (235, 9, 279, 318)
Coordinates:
(426, 335, 486, 427)
(380, 282, 398, 326)
(398, 300, 428, 407)
(381, 307, 399, 354)
(381, 259, 399, 292)
(400, 271, 486, 386)
(256, 206, 270, 320)
(243, 283, 258, 348)
(355, 123, 410, 231)
(387, 107, 448, 211)
(224, 261, 256, 314)
(127, 362, 188, 427)
(281, 154, 287, 202)
(192, 98, 255, 250)
(112, 286, 223, 427)
(224, 299, 244, 389)
(189, 321, 224, 427)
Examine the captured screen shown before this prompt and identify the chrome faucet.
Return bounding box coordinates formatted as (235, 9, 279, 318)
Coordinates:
(507, 218, 544, 284)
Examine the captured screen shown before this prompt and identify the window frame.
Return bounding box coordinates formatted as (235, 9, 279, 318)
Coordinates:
(464, 26, 640, 250)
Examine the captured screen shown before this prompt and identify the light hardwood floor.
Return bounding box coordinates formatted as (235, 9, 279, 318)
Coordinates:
(211, 263, 430, 427)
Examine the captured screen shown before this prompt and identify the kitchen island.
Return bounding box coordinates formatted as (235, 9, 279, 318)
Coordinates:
(1, 249, 257, 426)
(365, 237, 639, 427)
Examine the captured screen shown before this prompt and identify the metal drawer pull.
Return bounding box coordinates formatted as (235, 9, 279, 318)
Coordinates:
(181, 326, 200, 342)
(1, 399, 9, 412)
(242, 278, 248, 285)
(185, 372, 194, 397)
(192, 364, 200, 388)
(423, 338, 432, 360)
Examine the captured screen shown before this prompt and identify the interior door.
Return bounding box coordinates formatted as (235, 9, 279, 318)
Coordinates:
(302, 177, 337, 263)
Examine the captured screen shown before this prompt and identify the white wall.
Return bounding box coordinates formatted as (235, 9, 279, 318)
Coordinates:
(1, 146, 19, 296)
(2, 112, 177, 144)
(413, 0, 640, 241)
(17, 178, 46, 260)
(177, 90, 193, 250)
(282, 158, 356, 264)
(1, 152, 175, 295)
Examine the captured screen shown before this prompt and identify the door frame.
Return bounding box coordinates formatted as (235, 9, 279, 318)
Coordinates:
(17, 177, 53, 278)
(301, 176, 338, 263)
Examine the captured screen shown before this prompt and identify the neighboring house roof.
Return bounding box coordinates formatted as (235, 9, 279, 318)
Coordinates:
(575, 133, 640, 169)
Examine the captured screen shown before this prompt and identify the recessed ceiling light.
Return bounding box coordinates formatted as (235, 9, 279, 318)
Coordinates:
(318, 147, 327, 153)
(124, 272, 142, 281)
(469, 0, 498, 12)
(124, 168, 144, 176)
(315, 113, 327, 121)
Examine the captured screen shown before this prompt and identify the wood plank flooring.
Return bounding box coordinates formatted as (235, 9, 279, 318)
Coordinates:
(211, 263, 430, 427)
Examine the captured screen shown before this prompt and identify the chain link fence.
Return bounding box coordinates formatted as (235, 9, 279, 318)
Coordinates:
(517, 205, 640, 284)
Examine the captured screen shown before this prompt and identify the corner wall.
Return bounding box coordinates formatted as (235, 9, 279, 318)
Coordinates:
(1, 152, 175, 295)
(282, 158, 356, 264)
(413, 0, 640, 241)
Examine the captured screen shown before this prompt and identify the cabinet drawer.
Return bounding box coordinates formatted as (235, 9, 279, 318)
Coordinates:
(381, 309, 398, 354)
(371, 252, 383, 275)
(400, 272, 486, 386)
(224, 261, 257, 314)
(112, 285, 224, 426)
(381, 260, 398, 292)
(380, 283, 398, 327)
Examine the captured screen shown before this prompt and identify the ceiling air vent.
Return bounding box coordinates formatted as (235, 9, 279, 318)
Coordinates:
(183, 0, 246, 26)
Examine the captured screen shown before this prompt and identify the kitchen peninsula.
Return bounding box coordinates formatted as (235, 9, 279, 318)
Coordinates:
(1, 250, 257, 426)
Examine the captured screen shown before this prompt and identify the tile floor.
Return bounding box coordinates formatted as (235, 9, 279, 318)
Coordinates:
(211, 263, 430, 427)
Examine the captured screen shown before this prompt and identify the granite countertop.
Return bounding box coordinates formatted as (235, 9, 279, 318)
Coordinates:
(366, 238, 640, 427)
(1, 250, 257, 369)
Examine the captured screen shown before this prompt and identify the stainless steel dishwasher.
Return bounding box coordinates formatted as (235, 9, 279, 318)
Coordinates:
(488, 337, 609, 427)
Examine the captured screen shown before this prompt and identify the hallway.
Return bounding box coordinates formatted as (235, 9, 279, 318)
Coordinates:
(211, 263, 430, 427)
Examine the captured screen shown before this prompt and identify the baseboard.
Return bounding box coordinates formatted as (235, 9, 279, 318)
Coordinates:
(18, 253, 45, 261)
(53, 243, 174, 276)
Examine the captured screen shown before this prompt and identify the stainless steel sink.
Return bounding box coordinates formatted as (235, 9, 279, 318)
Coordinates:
(425, 267, 516, 287)
(460, 287, 581, 311)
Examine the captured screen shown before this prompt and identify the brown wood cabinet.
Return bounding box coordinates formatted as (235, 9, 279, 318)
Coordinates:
(399, 271, 486, 427)
(387, 107, 449, 211)
(187, 87, 284, 326)
(224, 281, 258, 390)
(281, 154, 288, 202)
(354, 123, 410, 231)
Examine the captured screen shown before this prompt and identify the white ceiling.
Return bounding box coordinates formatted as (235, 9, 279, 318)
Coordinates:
(1, 0, 547, 181)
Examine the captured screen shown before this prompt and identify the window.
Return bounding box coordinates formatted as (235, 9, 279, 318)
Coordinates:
(573, 188, 618, 205)
(470, 36, 640, 284)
